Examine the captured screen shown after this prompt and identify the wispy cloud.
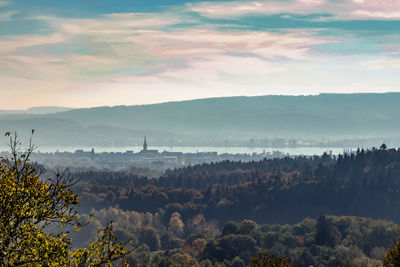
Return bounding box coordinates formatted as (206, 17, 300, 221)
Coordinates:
(360, 58, 400, 69)
(0, 12, 332, 83)
(0, 33, 64, 54)
(59, 13, 179, 35)
(129, 29, 330, 60)
(0, 10, 17, 21)
(187, 0, 400, 20)
(1, 0, 400, 108)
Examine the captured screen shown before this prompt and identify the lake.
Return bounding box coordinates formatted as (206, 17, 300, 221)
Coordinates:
(0, 145, 358, 156)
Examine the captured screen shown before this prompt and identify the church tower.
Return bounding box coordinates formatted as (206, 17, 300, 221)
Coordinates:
(143, 136, 148, 151)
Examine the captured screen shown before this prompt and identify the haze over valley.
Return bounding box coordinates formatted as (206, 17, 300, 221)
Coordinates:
(1, 93, 400, 150)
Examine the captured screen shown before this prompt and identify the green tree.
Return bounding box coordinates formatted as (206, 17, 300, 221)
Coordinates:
(314, 215, 341, 247)
(0, 133, 130, 266)
(136, 226, 160, 251)
(217, 234, 257, 261)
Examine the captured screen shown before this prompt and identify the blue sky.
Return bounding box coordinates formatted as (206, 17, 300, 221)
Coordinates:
(1, 0, 400, 108)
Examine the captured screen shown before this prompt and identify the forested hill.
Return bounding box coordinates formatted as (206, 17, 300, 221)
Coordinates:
(58, 146, 400, 266)
(42, 93, 400, 137)
(74, 145, 400, 226)
(1, 93, 400, 146)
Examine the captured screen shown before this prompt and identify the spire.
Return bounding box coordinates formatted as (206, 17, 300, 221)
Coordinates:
(143, 136, 148, 151)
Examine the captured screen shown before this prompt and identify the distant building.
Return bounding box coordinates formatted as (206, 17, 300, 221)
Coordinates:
(140, 136, 158, 154)
(143, 136, 148, 151)
(90, 148, 95, 159)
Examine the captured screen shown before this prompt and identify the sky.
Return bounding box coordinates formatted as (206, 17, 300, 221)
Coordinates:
(0, 0, 400, 109)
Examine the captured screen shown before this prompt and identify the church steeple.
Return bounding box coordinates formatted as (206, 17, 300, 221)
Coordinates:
(143, 136, 148, 151)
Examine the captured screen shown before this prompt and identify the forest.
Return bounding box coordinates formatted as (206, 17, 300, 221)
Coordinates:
(58, 145, 400, 266)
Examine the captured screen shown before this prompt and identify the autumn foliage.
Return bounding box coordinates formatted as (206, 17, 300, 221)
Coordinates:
(0, 133, 129, 266)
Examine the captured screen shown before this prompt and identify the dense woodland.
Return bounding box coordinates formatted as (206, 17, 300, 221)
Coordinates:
(58, 146, 400, 265)
(74, 146, 400, 224)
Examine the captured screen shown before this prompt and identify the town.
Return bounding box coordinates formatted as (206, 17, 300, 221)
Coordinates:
(23, 137, 288, 171)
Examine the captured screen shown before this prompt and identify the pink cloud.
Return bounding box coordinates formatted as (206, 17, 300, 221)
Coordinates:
(159, 55, 285, 81)
(187, 0, 330, 18)
(58, 13, 178, 36)
(2, 4, 398, 109)
(352, 10, 400, 19)
(129, 29, 329, 60)
(0, 34, 64, 54)
(187, 0, 400, 20)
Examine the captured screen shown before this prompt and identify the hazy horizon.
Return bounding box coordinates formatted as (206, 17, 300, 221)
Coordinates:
(3, 91, 400, 110)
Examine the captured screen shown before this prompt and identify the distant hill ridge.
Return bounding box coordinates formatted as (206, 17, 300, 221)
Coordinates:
(51, 92, 400, 136)
(0, 93, 399, 146)
(0, 106, 73, 115)
(26, 106, 74, 115)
